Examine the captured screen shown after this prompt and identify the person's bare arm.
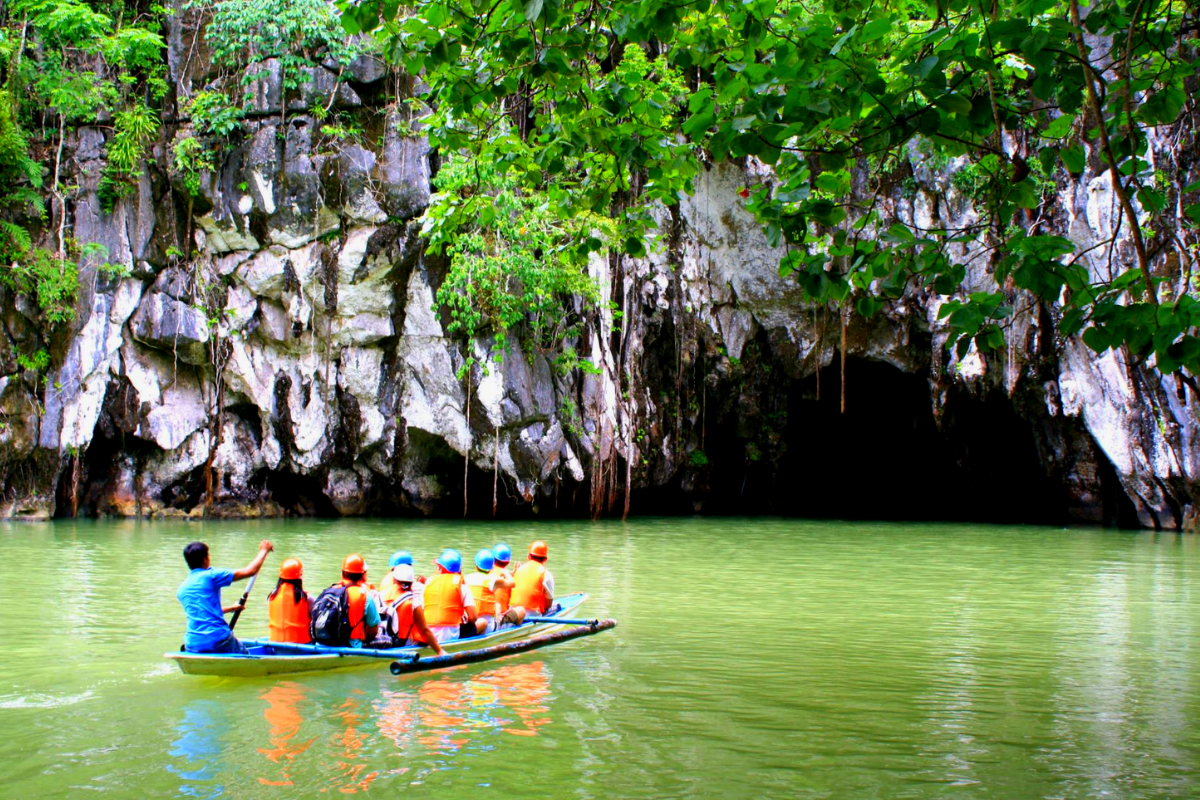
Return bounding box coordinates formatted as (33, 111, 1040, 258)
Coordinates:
(413, 607, 446, 655)
(494, 573, 515, 589)
(222, 604, 245, 614)
(232, 540, 274, 580)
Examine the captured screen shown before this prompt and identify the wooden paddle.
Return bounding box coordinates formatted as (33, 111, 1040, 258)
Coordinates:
(227, 573, 257, 631)
(523, 616, 602, 626)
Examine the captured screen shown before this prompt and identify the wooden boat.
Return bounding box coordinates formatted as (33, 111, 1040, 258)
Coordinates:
(166, 592, 588, 678)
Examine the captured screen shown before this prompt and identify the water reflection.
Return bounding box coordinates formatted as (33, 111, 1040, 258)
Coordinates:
(168, 699, 228, 798)
(415, 661, 554, 752)
(256, 682, 315, 787)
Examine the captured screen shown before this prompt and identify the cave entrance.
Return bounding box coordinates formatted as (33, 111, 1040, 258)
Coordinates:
(775, 358, 1067, 524)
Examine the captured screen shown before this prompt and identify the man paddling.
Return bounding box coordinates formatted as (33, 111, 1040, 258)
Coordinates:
(177, 540, 273, 654)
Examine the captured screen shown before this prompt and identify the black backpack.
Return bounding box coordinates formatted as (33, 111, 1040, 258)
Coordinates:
(310, 584, 351, 646)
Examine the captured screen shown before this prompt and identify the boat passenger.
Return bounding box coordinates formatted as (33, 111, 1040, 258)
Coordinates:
(410, 548, 479, 647)
(267, 557, 312, 644)
(387, 565, 446, 655)
(464, 549, 516, 633)
(379, 551, 414, 604)
(177, 539, 273, 654)
(511, 540, 556, 615)
(339, 553, 380, 649)
(489, 543, 526, 628)
(491, 542, 515, 612)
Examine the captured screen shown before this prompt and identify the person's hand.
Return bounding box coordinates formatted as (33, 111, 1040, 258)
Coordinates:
(260, 540, 274, 553)
(433, 643, 446, 656)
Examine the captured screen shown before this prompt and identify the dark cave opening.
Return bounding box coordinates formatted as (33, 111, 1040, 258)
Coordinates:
(265, 470, 340, 517)
(772, 359, 1068, 524)
(692, 358, 1079, 524)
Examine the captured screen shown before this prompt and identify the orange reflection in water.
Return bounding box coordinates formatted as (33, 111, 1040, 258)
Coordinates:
(477, 660, 552, 737)
(256, 682, 317, 787)
(411, 660, 553, 752)
(328, 690, 381, 794)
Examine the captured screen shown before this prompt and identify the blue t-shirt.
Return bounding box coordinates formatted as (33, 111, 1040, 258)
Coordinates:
(177, 568, 236, 652)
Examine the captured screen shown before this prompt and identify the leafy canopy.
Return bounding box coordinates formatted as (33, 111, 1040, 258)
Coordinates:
(343, 0, 1200, 376)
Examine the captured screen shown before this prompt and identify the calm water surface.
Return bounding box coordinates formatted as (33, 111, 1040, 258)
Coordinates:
(1, 518, 1199, 799)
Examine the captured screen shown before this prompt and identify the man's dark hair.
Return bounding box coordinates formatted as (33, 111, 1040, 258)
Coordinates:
(530, 554, 546, 564)
(343, 570, 364, 583)
(184, 542, 209, 569)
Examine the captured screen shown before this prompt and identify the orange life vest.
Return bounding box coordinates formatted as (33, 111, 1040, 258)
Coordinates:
(267, 584, 312, 643)
(422, 573, 466, 628)
(465, 572, 497, 618)
(340, 579, 369, 641)
(393, 594, 415, 643)
(489, 566, 512, 612)
(511, 561, 548, 613)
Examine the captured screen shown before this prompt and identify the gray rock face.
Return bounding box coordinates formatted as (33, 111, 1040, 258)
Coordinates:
(130, 291, 210, 365)
(3, 25, 1196, 527)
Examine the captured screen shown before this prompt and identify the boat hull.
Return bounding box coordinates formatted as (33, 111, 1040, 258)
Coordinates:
(166, 593, 587, 677)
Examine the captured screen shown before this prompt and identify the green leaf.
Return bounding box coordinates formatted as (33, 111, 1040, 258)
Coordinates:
(1043, 113, 1075, 139)
(682, 110, 715, 139)
(688, 87, 713, 113)
(1061, 145, 1086, 174)
(778, 251, 801, 279)
(1082, 326, 1111, 353)
(522, 0, 544, 21)
(815, 172, 842, 193)
(830, 24, 857, 56)
(1137, 187, 1167, 215)
(860, 17, 891, 43)
(902, 55, 939, 80)
(933, 94, 972, 115)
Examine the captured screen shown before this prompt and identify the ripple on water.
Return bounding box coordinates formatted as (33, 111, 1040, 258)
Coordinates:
(0, 691, 94, 709)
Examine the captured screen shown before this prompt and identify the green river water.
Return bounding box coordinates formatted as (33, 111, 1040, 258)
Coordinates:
(2, 518, 1199, 799)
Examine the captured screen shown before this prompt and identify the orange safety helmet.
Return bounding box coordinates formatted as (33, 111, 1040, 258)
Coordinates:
(279, 557, 304, 580)
(342, 553, 366, 574)
(529, 540, 549, 559)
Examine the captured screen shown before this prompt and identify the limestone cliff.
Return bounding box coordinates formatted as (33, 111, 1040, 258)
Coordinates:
(0, 6, 1195, 528)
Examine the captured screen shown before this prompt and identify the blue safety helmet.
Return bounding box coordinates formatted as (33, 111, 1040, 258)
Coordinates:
(389, 550, 413, 568)
(437, 548, 462, 573)
(475, 548, 495, 572)
(493, 542, 512, 564)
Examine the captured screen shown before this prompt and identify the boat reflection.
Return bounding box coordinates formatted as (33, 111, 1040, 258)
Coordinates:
(243, 659, 557, 791)
(256, 682, 316, 787)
